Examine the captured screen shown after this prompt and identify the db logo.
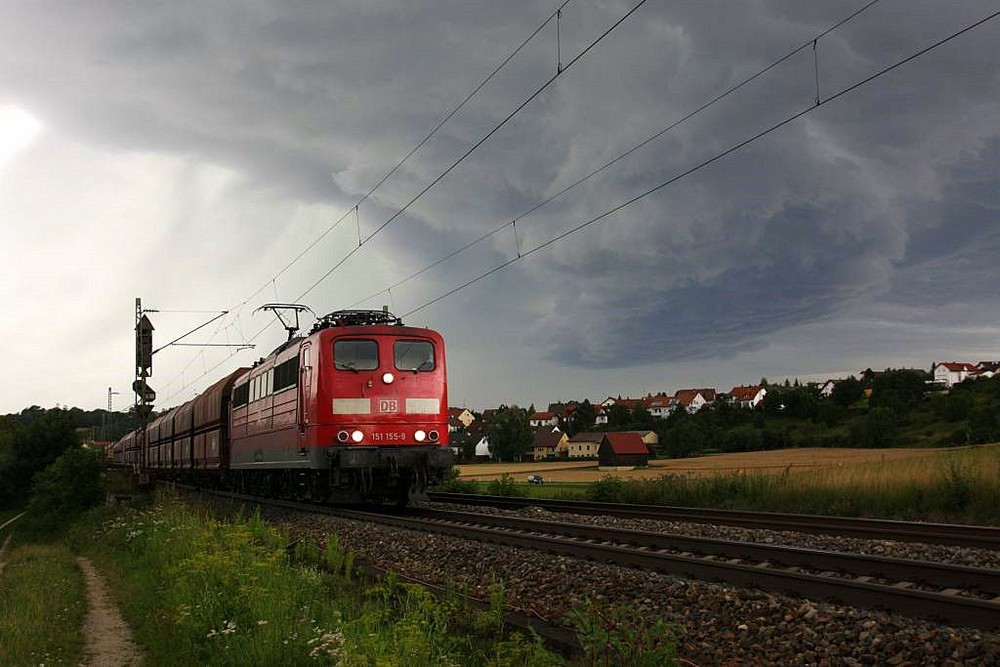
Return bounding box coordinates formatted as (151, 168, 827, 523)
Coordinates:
(378, 399, 398, 413)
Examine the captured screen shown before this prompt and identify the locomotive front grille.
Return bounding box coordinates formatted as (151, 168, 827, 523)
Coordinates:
(333, 446, 453, 471)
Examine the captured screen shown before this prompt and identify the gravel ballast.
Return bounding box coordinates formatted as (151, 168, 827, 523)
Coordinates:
(238, 500, 999, 664)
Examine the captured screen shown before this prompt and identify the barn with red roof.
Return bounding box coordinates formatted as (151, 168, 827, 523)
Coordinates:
(598, 432, 650, 469)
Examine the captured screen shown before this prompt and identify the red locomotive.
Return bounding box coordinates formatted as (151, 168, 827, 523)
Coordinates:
(113, 309, 453, 504)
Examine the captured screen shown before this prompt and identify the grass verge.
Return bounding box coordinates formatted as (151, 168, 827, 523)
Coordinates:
(72, 494, 566, 666)
(0, 541, 87, 666)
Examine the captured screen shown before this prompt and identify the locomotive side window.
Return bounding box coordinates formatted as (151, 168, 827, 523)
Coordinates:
(273, 356, 299, 392)
(334, 339, 378, 371)
(394, 340, 435, 372)
(233, 382, 249, 407)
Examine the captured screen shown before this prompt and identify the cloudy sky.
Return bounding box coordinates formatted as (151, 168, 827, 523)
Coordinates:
(1, 0, 997, 415)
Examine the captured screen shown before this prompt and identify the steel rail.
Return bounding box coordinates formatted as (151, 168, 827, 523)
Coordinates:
(406, 507, 1000, 597)
(345, 506, 1000, 630)
(428, 492, 1000, 550)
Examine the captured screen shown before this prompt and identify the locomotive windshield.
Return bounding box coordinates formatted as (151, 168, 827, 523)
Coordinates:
(394, 340, 435, 372)
(334, 339, 378, 371)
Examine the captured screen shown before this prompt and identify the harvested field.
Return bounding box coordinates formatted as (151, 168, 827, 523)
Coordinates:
(456, 446, 983, 483)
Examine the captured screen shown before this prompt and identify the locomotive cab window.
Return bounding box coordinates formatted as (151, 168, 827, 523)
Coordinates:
(394, 340, 435, 372)
(334, 339, 378, 371)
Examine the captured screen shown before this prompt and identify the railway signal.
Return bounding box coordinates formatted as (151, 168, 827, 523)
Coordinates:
(132, 378, 156, 404)
(136, 312, 154, 378)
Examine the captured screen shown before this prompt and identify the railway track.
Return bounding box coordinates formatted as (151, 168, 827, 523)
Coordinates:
(356, 506, 999, 631)
(199, 488, 999, 631)
(428, 492, 1000, 550)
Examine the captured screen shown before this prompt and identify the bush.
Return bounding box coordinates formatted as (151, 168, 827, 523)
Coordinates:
(966, 404, 999, 444)
(850, 407, 898, 447)
(486, 474, 523, 497)
(27, 446, 104, 531)
(437, 468, 479, 494)
(589, 476, 626, 502)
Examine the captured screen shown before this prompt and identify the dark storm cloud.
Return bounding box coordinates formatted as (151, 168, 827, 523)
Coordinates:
(2, 0, 997, 387)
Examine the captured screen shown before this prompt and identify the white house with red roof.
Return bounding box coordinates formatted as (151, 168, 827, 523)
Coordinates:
(594, 405, 608, 426)
(933, 362, 979, 387)
(729, 385, 767, 409)
(646, 394, 676, 419)
(529, 411, 559, 428)
(674, 389, 709, 413)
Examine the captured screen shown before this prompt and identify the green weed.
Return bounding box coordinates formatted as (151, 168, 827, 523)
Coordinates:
(568, 600, 677, 666)
(0, 542, 87, 666)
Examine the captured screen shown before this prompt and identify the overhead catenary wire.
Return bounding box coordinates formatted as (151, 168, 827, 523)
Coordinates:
(347, 0, 884, 310)
(228, 0, 575, 314)
(400, 9, 1000, 319)
(293, 0, 652, 304)
(161, 0, 644, 404)
(158, 0, 871, 404)
(158, 1, 574, 398)
(160, 3, 991, 406)
(163, 0, 649, 404)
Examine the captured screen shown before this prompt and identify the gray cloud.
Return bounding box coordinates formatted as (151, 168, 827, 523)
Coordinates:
(0, 0, 998, 412)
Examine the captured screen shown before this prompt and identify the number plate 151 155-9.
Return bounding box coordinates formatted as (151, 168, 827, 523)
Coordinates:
(371, 431, 407, 443)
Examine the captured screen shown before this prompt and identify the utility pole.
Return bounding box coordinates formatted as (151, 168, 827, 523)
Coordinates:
(103, 386, 120, 443)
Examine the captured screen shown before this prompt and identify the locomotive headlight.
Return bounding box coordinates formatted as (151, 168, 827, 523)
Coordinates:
(382, 372, 395, 384)
(351, 430, 364, 443)
(428, 430, 440, 442)
(337, 430, 350, 443)
(414, 429, 427, 442)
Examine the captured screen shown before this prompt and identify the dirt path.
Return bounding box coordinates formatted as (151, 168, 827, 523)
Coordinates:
(76, 557, 144, 667)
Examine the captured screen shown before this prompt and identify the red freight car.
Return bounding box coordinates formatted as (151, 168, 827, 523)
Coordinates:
(191, 369, 245, 484)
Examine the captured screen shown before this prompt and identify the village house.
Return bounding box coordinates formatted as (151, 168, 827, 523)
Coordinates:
(594, 405, 608, 425)
(933, 362, 979, 388)
(977, 361, 1000, 378)
(532, 428, 567, 461)
(646, 394, 675, 419)
(817, 380, 837, 398)
(448, 407, 475, 432)
(474, 435, 492, 460)
(547, 401, 580, 425)
(629, 430, 659, 447)
(528, 411, 559, 428)
(729, 385, 767, 409)
(566, 432, 603, 458)
(598, 432, 650, 470)
(674, 389, 710, 413)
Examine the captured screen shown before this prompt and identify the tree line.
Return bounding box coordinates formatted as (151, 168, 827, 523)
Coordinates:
(469, 371, 1000, 462)
(0, 405, 143, 509)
